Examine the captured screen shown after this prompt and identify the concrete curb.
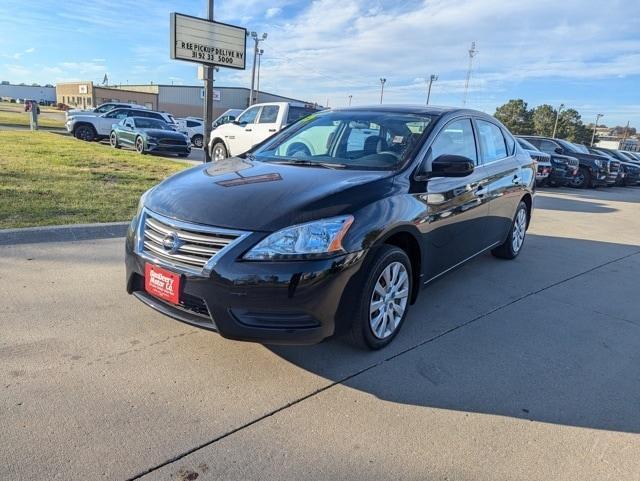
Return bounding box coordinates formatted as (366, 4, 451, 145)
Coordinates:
(0, 221, 129, 246)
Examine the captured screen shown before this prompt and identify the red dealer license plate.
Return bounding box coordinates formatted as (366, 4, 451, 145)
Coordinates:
(145, 263, 181, 304)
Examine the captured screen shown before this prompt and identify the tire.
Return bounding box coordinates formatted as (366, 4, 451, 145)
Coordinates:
(570, 167, 591, 189)
(211, 141, 228, 161)
(135, 136, 146, 154)
(349, 245, 412, 350)
(74, 124, 96, 141)
(109, 131, 120, 149)
(492, 201, 528, 260)
(191, 134, 203, 149)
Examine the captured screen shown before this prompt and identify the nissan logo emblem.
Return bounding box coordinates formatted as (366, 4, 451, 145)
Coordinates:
(162, 232, 182, 254)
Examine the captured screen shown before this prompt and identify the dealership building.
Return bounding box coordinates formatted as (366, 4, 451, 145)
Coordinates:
(56, 81, 313, 118)
(0, 83, 56, 103)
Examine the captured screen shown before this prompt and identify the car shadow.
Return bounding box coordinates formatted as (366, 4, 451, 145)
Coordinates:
(534, 195, 617, 213)
(267, 234, 640, 434)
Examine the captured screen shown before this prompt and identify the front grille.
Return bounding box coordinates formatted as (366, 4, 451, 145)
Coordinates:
(159, 138, 187, 146)
(138, 209, 248, 275)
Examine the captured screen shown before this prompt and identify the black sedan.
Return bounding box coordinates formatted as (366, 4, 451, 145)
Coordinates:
(110, 117, 191, 157)
(126, 106, 535, 349)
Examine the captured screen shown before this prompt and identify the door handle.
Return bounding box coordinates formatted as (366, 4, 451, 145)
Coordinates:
(245, 128, 252, 132)
(512, 175, 521, 185)
(268, 128, 276, 132)
(475, 186, 486, 196)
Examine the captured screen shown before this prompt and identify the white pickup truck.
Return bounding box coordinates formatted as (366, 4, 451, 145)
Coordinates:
(207, 102, 318, 160)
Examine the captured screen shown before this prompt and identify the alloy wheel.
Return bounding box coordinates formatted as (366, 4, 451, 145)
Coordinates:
(135, 138, 144, 154)
(213, 145, 226, 161)
(369, 261, 410, 339)
(511, 208, 527, 253)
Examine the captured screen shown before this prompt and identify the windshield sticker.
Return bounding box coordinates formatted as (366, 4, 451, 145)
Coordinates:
(392, 135, 404, 144)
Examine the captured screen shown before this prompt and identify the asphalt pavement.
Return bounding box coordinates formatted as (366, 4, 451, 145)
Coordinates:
(1, 187, 639, 481)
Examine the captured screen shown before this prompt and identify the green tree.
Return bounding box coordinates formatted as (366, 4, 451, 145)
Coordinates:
(494, 99, 532, 134)
(531, 104, 557, 137)
(556, 109, 591, 144)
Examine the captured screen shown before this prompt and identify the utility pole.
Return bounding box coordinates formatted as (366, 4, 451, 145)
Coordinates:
(463, 42, 477, 106)
(255, 49, 263, 104)
(552, 103, 564, 138)
(348, 94, 352, 106)
(590, 113, 603, 146)
(202, 0, 214, 162)
(379, 78, 386, 104)
(249, 31, 267, 106)
(621, 120, 630, 146)
(426, 74, 438, 105)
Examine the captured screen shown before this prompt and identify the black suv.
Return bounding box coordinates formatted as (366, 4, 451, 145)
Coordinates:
(593, 148, 640, 186)
(126, 106, 535, 349)
(516, 136, 578, 186)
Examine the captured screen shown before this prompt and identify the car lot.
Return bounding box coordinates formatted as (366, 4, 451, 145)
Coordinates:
(1, 186, 639, 480)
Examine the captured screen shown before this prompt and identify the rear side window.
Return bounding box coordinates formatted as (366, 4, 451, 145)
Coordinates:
(186, 120, 201, 128)
(536, 139, 559, 155)
(287, 106, 316, 125)
(503, 130, 516, 155)
(430, 118, 477, 163)
(258, 105, 280, 123)
(476, 120, 507, 163)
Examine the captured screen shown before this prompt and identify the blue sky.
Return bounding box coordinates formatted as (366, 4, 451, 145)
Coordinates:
(1, 0, 639, 127)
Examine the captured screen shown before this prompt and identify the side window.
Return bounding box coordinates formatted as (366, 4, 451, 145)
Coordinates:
(286, 107, 315, 125)
(105, 109, 125, 119)
(258, 105, 280, 124)
(236, 106, 260, 125)
(186, 120, 200, 128)
(538, 140, 559, 154)
(503, 130, 516, 155)
(476, 120, 507, 163)
(430, 118, 477, 163)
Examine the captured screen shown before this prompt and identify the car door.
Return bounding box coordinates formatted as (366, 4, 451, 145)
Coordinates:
(474, 119, 523, 246)
(120, 118, 136, 145)
(226, 105, 262, 156)
(98, 108, 129, 135)
(416, 117, 490, 280)
(252, 105, 281, 145)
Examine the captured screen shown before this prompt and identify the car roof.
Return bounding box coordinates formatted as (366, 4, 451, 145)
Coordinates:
(329, 104, 487, 116)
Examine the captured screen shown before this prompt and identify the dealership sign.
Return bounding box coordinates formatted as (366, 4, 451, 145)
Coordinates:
(170, 13, 246, 70)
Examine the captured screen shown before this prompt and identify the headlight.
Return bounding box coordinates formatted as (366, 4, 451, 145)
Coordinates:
(594, 159, 603, 168)
(147, 137, 158, 144)
(244, 215, 354, 260)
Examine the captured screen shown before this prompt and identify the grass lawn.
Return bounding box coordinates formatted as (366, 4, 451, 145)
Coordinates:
(0, 110, 65, 128)
(0, 131, 190, 228)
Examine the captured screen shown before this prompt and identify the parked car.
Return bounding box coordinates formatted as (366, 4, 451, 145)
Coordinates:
(126, 105, 535, 349)
(594, 148, 640, 186)
(66, 102, 147, 120)
(515, 137, 551, 186)
(520, 136, 609, 188)
(207, 102, 320, 161)
(516, 136, 578, 186)
(212, 109, 243, 129)
(66, 107, 177, 141)
(572, 143, 619, 186)
(176, 117, 204, 148)
(110, 117, 190, 157)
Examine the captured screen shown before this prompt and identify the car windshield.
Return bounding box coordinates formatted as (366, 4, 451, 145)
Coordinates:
(572, 143, 590, 154)
(252, 110, 434, 170)
(517, 137, 538, 151)
(133, 118, 170, 130)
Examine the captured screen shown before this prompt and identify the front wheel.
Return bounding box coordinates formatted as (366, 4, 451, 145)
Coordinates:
(349, 245, 412, 350)
(74, 125, 95, 141)
(135, 136, 146, 154)
(109, 131, 120, 149)
(211, 141, 228, 161)
(571, 167, 591, 189)
(492, 201, 528, 260)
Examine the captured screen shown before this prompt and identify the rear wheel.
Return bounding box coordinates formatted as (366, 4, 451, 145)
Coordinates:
(492, 201, 528, 260)
(191, 134, 203, 149)
(349, 245, 412, 350)
(109, 131, 120, 149)
(74, 125, 95, 141)
(135, 136, 146, 154)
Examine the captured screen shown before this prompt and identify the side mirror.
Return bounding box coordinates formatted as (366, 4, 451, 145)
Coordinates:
(554, 147, 563, 154)
(430, 154, 475, 177)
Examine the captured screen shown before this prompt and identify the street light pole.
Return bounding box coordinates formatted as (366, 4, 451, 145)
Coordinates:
(256, 49, 263, 104)
(552, 103, 564, 138)
(426, 74, 438, 105)
(203, 0, 214, 162)
(249, 32, 267, 106)
(590, 113, 603, 147)
(348, 94, 352, 106)
(379, 78, 386, 104)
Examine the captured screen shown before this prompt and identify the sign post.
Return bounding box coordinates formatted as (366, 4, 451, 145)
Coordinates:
(170, 9, 246, 162)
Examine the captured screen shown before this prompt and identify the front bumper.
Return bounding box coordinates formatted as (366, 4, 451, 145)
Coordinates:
(147, 143, 191, 154)
(125, 220, 367, 345)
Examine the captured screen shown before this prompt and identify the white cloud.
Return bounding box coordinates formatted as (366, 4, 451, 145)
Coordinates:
(265, 7, 282, 18)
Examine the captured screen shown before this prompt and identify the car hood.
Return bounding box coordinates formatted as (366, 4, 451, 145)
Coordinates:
(141, 128, 185, 139)
(145, 157, 393, 232)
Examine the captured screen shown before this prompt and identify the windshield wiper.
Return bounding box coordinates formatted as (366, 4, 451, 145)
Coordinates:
(267, 159, 347, 169)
